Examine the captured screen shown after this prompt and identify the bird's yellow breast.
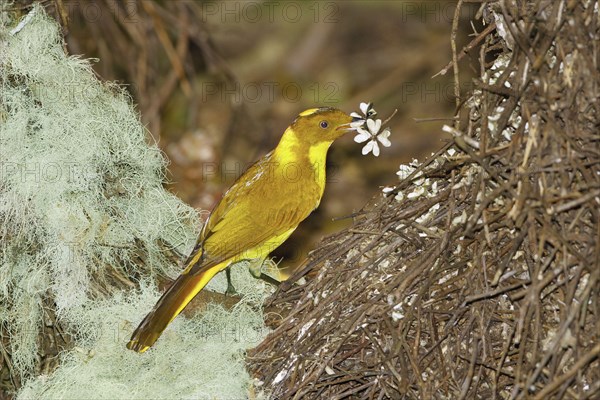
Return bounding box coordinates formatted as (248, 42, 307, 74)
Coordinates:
(273, 126, 331, 199)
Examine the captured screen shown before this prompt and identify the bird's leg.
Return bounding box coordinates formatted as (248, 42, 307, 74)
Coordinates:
(225, 267, 237, 296)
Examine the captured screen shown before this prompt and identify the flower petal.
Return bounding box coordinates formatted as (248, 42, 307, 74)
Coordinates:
(350, 120, 365, 129)
(377, 135, 391, 147)
(372, 141, 380, 156)
(397, 164, 415, 179)
(366, 118, 381, 134)
(374, 119, 382, 132)
(354, 131, 371, 143)
(350, 112, 362, 119)
(360, 102, 371, 115)
(362, 140, 374, 155)
(357, 126, 371, 135)
(366, 118, 376, 132)
(377, 128, 391, 147)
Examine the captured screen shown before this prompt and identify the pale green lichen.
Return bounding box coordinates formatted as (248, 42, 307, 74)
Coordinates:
(1, 5, 269, 398)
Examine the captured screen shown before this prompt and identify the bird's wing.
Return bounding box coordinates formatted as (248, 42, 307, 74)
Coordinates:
(186, 152, 320, 275)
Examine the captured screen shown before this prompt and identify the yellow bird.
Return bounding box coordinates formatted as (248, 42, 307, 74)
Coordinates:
(127, 107, 354, 353)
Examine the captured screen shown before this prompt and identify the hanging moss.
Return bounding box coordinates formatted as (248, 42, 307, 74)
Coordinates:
(1, 5, 270, 399)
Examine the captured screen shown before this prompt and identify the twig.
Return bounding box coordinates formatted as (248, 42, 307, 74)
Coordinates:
(433, 22, 497, 78)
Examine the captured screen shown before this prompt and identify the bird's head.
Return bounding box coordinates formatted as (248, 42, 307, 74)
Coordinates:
(290, 107, 355, 144)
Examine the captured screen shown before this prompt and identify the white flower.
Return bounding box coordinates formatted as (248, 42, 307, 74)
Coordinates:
(350, 103, 392, 156)
(359, 102, 376, 118)
(407, 186, 425, 199)
(396, 164, 415, 179)
(353, 118, 391, 157)
(350, 103, 378, 129)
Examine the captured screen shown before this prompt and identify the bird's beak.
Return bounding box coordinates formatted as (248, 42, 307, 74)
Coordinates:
(336, 121, 356, 132)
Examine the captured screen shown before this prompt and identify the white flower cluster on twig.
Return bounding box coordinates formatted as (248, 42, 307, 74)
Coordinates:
(350, 103, 394, 157)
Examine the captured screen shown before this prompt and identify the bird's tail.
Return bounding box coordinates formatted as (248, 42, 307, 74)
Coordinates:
(126, 263, 222, 353)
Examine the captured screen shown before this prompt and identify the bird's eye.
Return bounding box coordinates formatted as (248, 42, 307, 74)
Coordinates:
(320, 121, 329, 129)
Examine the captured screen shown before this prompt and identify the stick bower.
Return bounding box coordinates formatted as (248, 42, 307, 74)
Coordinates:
(248, 1, 599, 398)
